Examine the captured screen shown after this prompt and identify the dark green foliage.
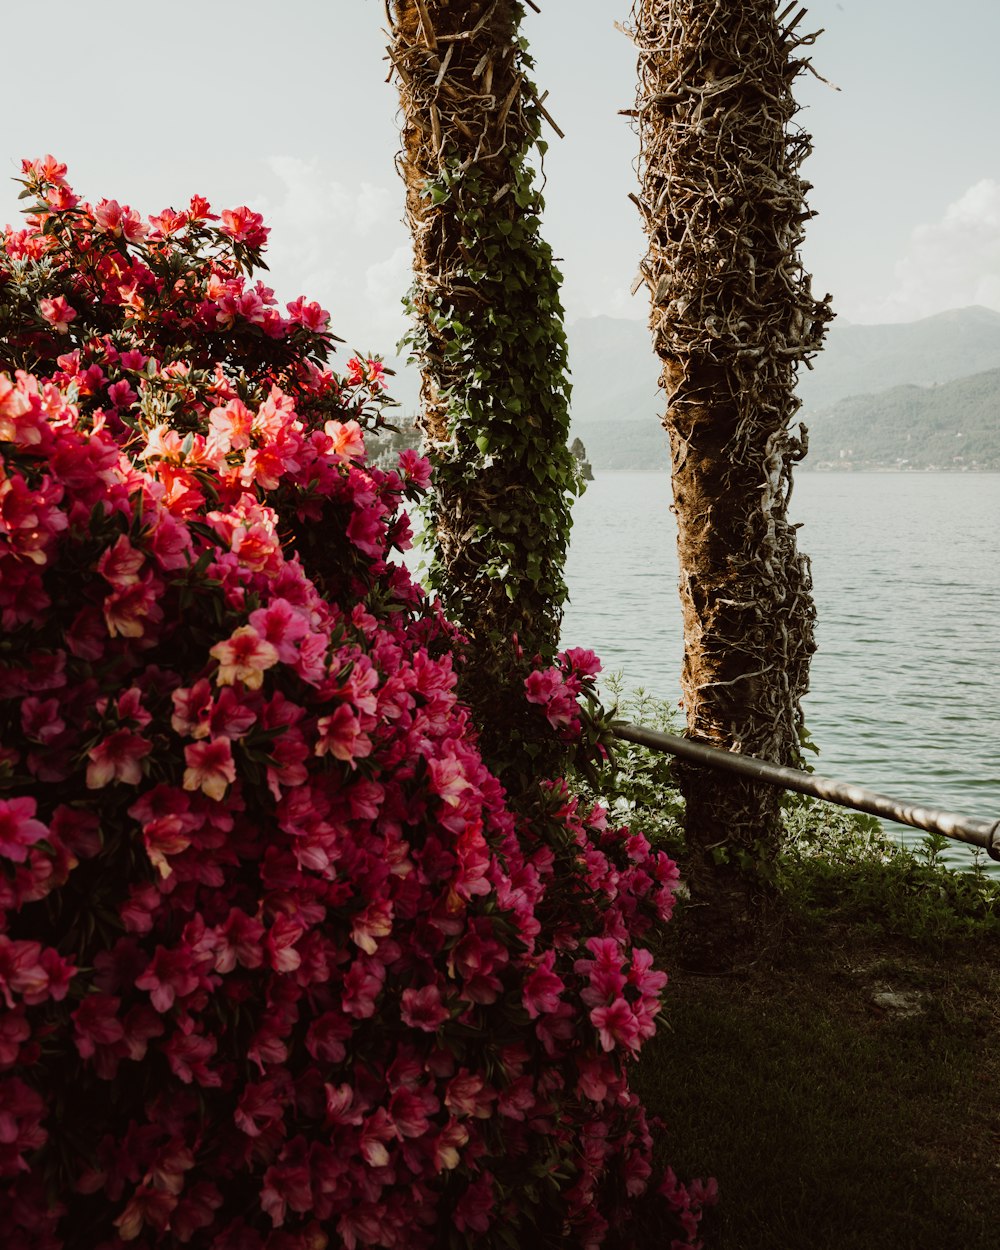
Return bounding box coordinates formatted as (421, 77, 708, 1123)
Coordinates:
(402, 154, 582, 650)
(391, 2, 585, 782)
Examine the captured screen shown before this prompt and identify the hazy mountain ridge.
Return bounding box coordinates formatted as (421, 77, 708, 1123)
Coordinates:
(566, 306, 1000, 470)
(806, 368, 1000, 470)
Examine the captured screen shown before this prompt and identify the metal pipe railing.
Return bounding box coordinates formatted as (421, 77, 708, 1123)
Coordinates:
(612, 721, 1000, 861)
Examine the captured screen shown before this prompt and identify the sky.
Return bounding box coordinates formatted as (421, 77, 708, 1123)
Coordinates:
(3, 0, 1000, 358)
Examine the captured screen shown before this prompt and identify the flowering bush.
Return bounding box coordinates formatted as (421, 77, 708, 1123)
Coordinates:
(0, 159, 712, 1248)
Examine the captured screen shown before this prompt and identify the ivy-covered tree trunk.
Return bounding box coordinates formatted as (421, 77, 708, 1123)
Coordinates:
(630, 0, 833, 967)
(388, 0, 579, 781)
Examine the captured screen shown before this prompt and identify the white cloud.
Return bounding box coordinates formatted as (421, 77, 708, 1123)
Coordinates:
(854, 179, 1000, 323)
(364, 244, 412, 345)
(252, 156, 411, 351)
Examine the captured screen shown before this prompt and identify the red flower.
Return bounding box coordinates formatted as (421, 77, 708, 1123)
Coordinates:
(0, 797, 47, 863)
(399, 984, 450, 1033)
(182, 737, 236, 801)
(72, 994, 125, 1060)
(86, 729, 152, 789)
(219, 205, 269, 248)
(39, 296, 76, 334)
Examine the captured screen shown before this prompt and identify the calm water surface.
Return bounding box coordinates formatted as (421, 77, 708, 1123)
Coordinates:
(561, 471, 1000, 871)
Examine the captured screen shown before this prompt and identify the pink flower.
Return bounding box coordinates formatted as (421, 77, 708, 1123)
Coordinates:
(113, 1185, 177, 1240)
(97, 533, 144, 588)
(208, 399, 254, 453)
(359, 1107, 396, 1167)
(426, 752, 473, 810)
(0, 373, 34, 441)
(92, 198, 147, 242)
(559, 646, 602, 679)
(315, 704, 373, 766)
(187, 193, 217, 221)
(183, 737, 236, 801)
(590, 997, 642, 1055)
(210, 625, 279, 689)
(389, 1086, 438, 1138)
(0, 797, 48, 863)
(208, 687, 257, 740)
(23, 153, 68, 184)
(0, 472, 68, 565)
(72, 993, 125, 1059)
(433, 1119, 469, 1171)
(20, 696, 65, 744)
(39, 296, 76, 334)
(106, 379, 137, 409)
(235, 1079, 286, 1138)
(0, 937, 74, 1007)
(286, 296, 330, 331)
(216, 908, 266, 972)
(341, 955, 385, 1019)
(344, 356, 387, 391)
(0, 1007, 30, 1066)
(147, 206, 187, 238)
(219, 205, 269, 247)
(248, 598, 310, 664)
(397, 448, 432, 488)
(171, 679, 214, 739)
(522, 950, 565, 1019)
(103, 571, 164, 639)
(0, 1076, 48, 1176)
(351, 898, 393, 955)
(263, 914, 303, 973)
(445, 1071, 497, 1119)
(453, 1170, 495, 1233)
(324, 419, 365, 460)
(400, 984, 450, 1032)
(86, 730, 152, 789)
(135, 946, 200, 1013)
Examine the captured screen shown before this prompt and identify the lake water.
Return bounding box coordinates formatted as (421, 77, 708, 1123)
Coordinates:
(561, 471, 1000, 872)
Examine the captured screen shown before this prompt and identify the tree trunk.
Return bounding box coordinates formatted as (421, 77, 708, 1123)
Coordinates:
(387, 1, 579, 783)
(629, 0, 833, 967)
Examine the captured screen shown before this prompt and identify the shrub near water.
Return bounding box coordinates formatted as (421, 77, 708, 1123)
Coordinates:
(0, 160, 711, 1248)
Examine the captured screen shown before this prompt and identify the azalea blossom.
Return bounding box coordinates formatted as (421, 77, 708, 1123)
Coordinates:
(219, 205, 269, 248)
(92, 198, 147, 242)
(182, 737, 236, 801)
(210, 625, 279, 689)
(324, 418, 365, 460)
(0, 161, 702, 1250)
(286, 295, 330, 331)
(39, 296, 76, 334)
(0, 797, 48, 863)
(86, 730, 152, 789)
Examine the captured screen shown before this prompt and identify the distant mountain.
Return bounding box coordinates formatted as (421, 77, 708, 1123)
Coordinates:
(378, 306, 1000, 472)
(796, 305, 1000, 413)
(806, 368, 1000, 471)
(567, 306, 1000, 470)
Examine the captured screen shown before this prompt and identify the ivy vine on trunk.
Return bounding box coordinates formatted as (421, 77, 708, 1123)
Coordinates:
(628, 0, 834, 968)
(387, 0, 581, 785)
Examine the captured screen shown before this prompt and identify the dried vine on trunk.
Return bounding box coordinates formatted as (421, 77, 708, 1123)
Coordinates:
(387, 0, 580, 780)
(628, 0, 834, 964)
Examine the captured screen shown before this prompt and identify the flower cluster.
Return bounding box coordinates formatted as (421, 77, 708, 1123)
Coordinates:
(0, 161, 712, 1248)
(524, 646, 602, 739)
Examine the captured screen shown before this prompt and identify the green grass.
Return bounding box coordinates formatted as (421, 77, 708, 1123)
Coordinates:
(634, 816, 1000, 1249)
(586, 683, 1000, 1247)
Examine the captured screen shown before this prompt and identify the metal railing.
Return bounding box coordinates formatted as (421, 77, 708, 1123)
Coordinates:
(612, 722, 1000, 861)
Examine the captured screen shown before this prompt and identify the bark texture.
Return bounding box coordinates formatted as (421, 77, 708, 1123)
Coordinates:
(630, 0, 833, 966)
(388, 1, 578, 777)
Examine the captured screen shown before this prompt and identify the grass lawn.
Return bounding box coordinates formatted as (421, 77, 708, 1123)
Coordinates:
(635, 825, 1000, 1249)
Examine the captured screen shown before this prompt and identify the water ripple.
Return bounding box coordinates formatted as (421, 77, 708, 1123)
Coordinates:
(562, 471, 1000, 873)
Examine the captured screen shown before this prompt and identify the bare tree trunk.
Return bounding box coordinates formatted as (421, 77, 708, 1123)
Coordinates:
(629, 0, 833, 967)
(387, 1, 578, 782)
